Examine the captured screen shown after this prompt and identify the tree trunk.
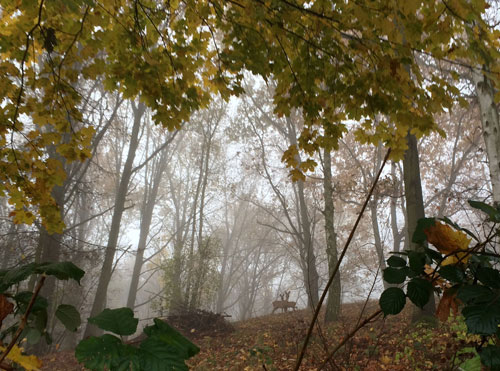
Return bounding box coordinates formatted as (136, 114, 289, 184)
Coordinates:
(323, 149, 341, 323)
(84, 101, 145, 338)
(297, 178, 320, 308)
(403, 132, 435, 320)
(167, 168, 189, 314)
(390, 161, 403, 254)
(184, 143, 205, 310)
(1, 223, 17, 270)
(472, 68, 500, 205)
(60, 191, 90, 350)
(189, 134, 212, 311)
(285, 117, 319, 309)
(126, 149, 168, 309)
(370, 145, 388, 288)
(370, 196, 388, 289)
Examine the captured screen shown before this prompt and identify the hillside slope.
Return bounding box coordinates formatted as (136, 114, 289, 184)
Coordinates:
(40, 302, 472, 370)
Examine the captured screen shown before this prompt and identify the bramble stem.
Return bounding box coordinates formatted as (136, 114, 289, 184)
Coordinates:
(0, 275, 46, 367)
(294, 149, 391, 371)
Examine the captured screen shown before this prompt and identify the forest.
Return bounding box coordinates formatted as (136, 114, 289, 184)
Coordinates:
(0, 0, 500, 370)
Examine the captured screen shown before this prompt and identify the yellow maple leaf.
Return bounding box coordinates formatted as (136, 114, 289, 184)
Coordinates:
(424, 222, 471, 263)
(0, 344, 42, 371)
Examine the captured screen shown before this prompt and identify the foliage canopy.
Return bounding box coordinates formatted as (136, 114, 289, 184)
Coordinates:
(0, 0, 498, 240)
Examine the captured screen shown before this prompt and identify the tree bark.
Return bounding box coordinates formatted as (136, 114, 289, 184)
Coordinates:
(403, 132, 435, 320)
(471, 68, 500, 205)
(167, 166, 190, 313)
(323, 149, 341, 323)
(84, 101, 145, 338)
(390, 162, 404, 254)
(126, 149, 167, 309)
(369, 145, 388, 288)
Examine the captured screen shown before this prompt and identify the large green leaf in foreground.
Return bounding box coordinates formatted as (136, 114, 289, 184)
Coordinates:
(76, 309, 199, 370)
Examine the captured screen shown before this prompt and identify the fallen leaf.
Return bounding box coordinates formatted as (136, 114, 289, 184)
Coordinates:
(0, 344, 42, 371)
(381, 355, 392, 364)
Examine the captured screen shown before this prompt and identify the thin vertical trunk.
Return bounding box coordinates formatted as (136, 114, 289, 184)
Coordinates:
(472, 68, 500, 205)
(369, 146, 388, 288)
(1, 223, 17, 270)
(370, 196, 388, 288)
(84, 101, 145, 338)
(189, 134, 212, 311)
(32, 179, 64, 354)
(403, 132, 435, 320)
(126, 150, 167, 309)
(390, 162, 403, 254)
(60, 191, 90, 350)
(168, 170, 189, 313)
(285, 117, 319, 309)
(323, 149, 341, 323)
(184, 143, 205, 310)
(216, 239, 230, 313)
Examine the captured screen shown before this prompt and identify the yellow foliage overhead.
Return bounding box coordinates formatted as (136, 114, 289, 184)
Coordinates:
(1, 0, 498, 230)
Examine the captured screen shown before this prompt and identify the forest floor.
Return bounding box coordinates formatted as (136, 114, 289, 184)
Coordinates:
(39, 301, 476, 370)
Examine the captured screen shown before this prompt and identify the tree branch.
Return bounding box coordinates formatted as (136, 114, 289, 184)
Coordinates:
(294, 148, 391, 371)
(0, 275, 46, 367)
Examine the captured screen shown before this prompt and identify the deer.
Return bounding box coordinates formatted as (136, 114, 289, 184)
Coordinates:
(271, 291, 297, 314)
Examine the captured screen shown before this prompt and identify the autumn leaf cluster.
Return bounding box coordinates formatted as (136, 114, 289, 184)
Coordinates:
(1, 0, 499, 230)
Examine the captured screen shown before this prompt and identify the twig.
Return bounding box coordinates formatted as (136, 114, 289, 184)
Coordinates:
(319, 309, 383, 370)
(294, 148, 391, 371)
(0, 361, 13, 371)
(0, 275, 46, 366)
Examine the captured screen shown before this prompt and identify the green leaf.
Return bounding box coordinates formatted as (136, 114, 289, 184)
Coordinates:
(75, 318, 199, 371)
(468, 200, 500, 223)
(75, 334, 137, 370)
(32, 310, 47, 333)
(88, 308, 138, 336)
(44, 331, 53, 345)
(14, 292, 48, 314)
(379, 287, 406, 316)
(408, 251, 426, 274)
(406, 278, 432, 308)
(462, 303, 500, 335)
(438, 265, 465, 283)
(383, 267, 407, 284)
(387, 255, 406, 268)
(35, 262, 85, 284)
(479, 345, 500, 370)
(412, 218, 436, 244)
(477, 267, 500, 289)
(458, 285, 493, 305)
(457, 348, 481, 371)
(143, 319, 200, 358)
(424, 247, 443, 263)
(55, 304, 81, 332)
(0, 263, 37, 292)
(139, 319, 200, 370)
(25, 327, 42, 345)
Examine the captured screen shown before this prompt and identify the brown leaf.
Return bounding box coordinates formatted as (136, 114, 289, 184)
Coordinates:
(0, 294, 14, 327)
(436, 289, 460, 322)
